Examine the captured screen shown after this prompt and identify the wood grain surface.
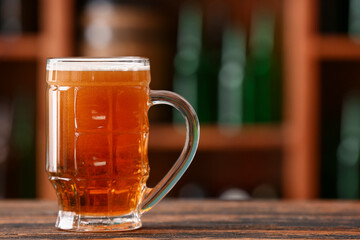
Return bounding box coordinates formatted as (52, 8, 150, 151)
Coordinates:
(1, 200, 360, 239)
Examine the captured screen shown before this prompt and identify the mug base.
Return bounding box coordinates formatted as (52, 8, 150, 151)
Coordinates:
(55, 210, 142, 232)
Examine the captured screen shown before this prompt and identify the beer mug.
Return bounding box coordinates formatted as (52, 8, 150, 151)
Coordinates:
(46, 57, 199, 231)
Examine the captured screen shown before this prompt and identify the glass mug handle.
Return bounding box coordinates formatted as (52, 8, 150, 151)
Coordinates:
(140, 90, 200, 213)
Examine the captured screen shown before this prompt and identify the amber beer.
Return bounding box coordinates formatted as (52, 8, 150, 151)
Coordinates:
(46, 64, 151, 216)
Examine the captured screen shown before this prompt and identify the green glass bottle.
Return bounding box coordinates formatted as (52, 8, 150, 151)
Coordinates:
(196, 3, 226, 123)
(217, 24, 246, 128)
(337, 92, 360, 199)
(173, 2, 202, 123)
(244, 8, 281, 123)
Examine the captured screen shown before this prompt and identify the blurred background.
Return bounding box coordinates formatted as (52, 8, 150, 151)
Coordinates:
(1, 0, 360, 200)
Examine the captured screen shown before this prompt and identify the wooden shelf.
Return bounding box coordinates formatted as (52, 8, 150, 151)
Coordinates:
(0, 34, 38, 60)
(316, 35, 360, 60)
(149, 124, 283, 151)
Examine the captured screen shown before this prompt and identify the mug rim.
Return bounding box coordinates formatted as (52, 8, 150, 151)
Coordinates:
(47, 56, 149, 63)
(46, 56, 150, 71)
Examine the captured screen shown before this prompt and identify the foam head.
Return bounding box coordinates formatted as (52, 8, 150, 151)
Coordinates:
(46, 57, 150, 71)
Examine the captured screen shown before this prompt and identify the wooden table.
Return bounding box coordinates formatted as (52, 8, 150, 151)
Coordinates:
(1, 200, 360, 239)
